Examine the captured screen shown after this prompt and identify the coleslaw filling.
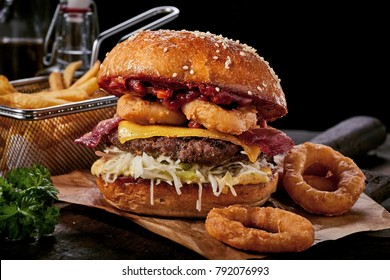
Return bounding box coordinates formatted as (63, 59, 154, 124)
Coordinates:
(92, 146, 274, 211)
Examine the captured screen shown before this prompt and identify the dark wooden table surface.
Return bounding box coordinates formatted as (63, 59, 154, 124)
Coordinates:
(1, 129, 390, 260)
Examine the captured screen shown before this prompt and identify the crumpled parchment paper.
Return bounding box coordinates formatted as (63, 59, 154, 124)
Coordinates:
(53, 170, 390, 260)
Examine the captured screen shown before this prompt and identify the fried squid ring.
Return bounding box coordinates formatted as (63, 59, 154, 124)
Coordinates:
(205, 205, 315, 253)
(181, 100, 257, 135)
(117, 94, 187, 125)
(283, 142, 366, 216)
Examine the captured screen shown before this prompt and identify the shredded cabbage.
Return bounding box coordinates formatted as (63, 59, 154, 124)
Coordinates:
(92, 146, 274, 197)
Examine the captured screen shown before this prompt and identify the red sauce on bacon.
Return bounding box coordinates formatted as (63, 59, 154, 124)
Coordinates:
(100, 76, 254, 111)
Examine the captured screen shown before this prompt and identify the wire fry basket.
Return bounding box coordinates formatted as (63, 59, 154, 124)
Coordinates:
(0, 76, 117, 176)
(0, 6, 180, 176)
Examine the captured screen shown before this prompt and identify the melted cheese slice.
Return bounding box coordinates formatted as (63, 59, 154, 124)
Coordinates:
(118, 121, 261, 162)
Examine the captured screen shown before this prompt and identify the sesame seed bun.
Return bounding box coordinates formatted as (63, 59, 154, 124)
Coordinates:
(98, 29, 287, 121)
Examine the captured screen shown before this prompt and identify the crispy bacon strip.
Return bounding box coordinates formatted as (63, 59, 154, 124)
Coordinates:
(75, 114, 123, 148)
(237, 127, 294, 156)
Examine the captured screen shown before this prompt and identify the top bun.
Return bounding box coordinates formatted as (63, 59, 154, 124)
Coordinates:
(98, 29, 287, 121)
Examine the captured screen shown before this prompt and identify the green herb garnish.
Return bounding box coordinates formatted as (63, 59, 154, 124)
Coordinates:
(0, 164, 60, 240)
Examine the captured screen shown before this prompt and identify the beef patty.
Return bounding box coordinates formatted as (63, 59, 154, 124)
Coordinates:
(108, 131, 247, 164)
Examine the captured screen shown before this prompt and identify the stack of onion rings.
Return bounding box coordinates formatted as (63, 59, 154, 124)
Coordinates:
(283, 142, 366, 216)
(205, 205, 315, 253)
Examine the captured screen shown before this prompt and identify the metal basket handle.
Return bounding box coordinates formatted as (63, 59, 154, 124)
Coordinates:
(90, 6, 180, 65)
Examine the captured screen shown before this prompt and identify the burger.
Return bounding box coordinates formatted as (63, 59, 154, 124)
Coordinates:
(75, 29, 293, 218)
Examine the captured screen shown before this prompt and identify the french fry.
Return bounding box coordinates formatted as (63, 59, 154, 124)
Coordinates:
(70, 60, 100, 89)
(0, 61, 107, 109)
(73, 77, 99, 95)
(35, 88, 90, 102)
(0, 92, 69, 109)
(28, 96, 71, 108)
(49, 72, 65, 90)
(63, 60, 82, 88)
(0, 88, 90, 108)
(0, 75, 17, 95)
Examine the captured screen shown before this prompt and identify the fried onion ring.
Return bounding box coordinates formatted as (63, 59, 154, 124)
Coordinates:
(181, 100, 257, 135)
(205, 205, 315, 253)
(302, 175, 338, 192)
(283, 142, 366, 216)
(117, 94, 187, 125)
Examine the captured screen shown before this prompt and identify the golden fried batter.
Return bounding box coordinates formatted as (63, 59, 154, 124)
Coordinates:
(117, 94, 187, 125)
(182, 100, 257, 135)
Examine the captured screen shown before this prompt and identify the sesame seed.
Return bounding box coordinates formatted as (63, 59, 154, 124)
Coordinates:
(182, 65, 189, 70)
(172, 73, 177, 77)
(213, 56, 218, 60)
(239, 51, 246, 56)
(216, 49, 220, 53)
(215, 43, 219, 47)
(189, 69, 194, 75)
(215, 87, 220, 92)
(257, 86, 261, 91)
(247, 91, 252, 95)
(163, 47, 168, 52)
(225, 56, 232, 69)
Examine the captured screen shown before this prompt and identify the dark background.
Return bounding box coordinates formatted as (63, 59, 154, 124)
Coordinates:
(94, 1, 388, 131)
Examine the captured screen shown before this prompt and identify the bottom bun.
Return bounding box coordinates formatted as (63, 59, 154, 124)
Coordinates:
(95, 174, 278, 218)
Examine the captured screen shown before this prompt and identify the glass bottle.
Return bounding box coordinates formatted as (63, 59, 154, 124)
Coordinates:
(0, 0, 53, 80)
(40, 0, 99, 76)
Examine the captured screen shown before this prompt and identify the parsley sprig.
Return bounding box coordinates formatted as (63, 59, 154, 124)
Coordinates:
(0, 165, 60, 240)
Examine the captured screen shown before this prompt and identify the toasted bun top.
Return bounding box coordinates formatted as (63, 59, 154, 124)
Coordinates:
(98, 29, 287, 120)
